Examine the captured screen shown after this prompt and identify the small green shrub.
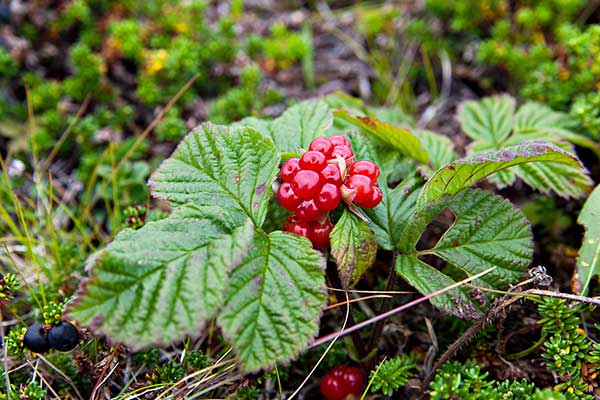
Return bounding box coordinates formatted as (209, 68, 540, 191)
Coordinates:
(369, 354, 418, 397)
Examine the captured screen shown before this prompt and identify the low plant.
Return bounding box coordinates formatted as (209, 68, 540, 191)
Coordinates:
(429, 360, 555, 399)
(65, 95, 593, 378)
(368, 354, 418, 397)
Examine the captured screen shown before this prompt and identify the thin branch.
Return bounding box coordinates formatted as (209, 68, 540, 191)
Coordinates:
(311, 267, 497, 349)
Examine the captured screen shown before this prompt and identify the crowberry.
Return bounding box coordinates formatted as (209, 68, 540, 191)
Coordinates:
(320, 365, 365, 400)
(23, 324, 51, 354)
(48, 322, 79, 352)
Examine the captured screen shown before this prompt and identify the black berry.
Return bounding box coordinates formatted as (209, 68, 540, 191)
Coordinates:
(48, 322, 79, 352)
(23, 324, 51, 353)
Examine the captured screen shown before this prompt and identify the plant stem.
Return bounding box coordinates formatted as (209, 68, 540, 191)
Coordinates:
(326, 263, 368, 360)
(366, 250, 399, 355)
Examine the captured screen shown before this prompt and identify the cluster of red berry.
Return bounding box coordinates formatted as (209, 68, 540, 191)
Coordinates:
(277, 135, 382, 248)
(320, 365, 365, 400)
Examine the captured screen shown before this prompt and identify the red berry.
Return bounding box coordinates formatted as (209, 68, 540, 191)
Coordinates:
(309, 137, 334, 158)
(349, 160, 380, 182)
(320, 164, 343, 185)
(300, 151, 327, 171)
(277, 182, 301, 211)
(344, 174, 374, 203)
(328, 135, 350, 147)
(355, 185, 383, 208)
(296, 199, 323, 221)
(291, 170, 322, 200)
(283, 215, 310, 237)
(340, 366, 364, 398)
(309, 219, 333, 248)
(315, 183, 341, 211)
(284, 215, 332, 248)
(281, 158, 300, 182)
(320, 366, 365, 400)
(320, 374, 346, 400)
(332, 145, 354, 163)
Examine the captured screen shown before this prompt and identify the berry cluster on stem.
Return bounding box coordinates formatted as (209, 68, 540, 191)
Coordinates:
(277, 135, 382, 248)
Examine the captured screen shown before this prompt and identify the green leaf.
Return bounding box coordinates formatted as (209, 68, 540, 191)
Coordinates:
(235, 100, 333, 154)
(218, 230, 327, 372)
(347, 132, 422, 250)
(515, 160, 592, 199)
(513, 101, 571, 132)
(67, 206, 255, 348)
(396, 254, 478, 317)
(330, 209, 378, 288)
(415, 130, 458, 175)
(418, 141, 588, 207)
(149, 123, 279, 226)
(397, 189, 532, 316)
(457, 96, 593, 199)
(458, 95, 515, 145)
(575, 185, 600, 295)
(334, 109, 429, 163)
(512, 101, 600, 157)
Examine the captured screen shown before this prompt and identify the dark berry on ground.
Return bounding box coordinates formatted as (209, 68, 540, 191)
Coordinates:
(48, 322, 79, 352)
(23, 324, 51, 353)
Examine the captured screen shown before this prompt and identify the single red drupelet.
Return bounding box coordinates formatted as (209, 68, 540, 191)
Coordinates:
(291, 170, 323, 200)
(280, 158, 300, 182)
(300, 150, 327, 171)
(320, 164, 343, 185)
(277, 182, 301, 211)
(348, 160, 380, 181)
(308, 137, 334, 158)
(315, 183, 342, 211)
(296, 199, 323, 222)
(345, 174, 374, 202)
(283, 215, 333, 248)
(328, 135, 350, 147)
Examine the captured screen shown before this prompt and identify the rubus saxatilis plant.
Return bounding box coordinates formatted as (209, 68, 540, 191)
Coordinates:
(67, 94, 595, 372)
